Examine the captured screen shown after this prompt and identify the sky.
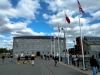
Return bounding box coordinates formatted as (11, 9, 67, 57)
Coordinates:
(0, 0, 100, 49)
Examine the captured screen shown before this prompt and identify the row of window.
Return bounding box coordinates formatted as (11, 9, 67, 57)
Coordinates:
(15, 39, 63, 43)
(15, 39, 56, 42)
(86, 38, 100, 41)
(15, 44, 64, 49)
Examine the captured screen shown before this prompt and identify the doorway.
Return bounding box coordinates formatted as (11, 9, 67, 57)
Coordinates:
(37, 52, 40, 56)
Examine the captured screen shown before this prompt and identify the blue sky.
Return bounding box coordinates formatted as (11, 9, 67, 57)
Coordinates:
(0, 0, 100, 49)
(10, 0, 56, 33)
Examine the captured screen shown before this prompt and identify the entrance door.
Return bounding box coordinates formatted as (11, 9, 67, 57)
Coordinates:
(37, 52, 40, 56)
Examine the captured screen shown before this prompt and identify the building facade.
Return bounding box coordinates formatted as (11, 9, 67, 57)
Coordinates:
(83, 36, 100, 57)
(13, 36, 64, 56)
(75, 36, 100, 56)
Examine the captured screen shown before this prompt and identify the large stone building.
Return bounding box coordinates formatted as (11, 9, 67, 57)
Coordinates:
(13, 36, 64, 56)
(75, 36, 100, 58)
(83, 36, 100, 57)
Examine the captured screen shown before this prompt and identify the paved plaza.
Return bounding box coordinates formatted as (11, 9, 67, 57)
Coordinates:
(0, 57, 99, 75)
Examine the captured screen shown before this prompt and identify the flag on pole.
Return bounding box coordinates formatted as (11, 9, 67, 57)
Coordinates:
(65, 14, 70, 24)
(77, 0, 84, 14)
(58, 25, 60, 33)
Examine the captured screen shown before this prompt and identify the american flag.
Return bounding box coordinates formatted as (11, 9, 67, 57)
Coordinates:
(77, 0, 84, 14)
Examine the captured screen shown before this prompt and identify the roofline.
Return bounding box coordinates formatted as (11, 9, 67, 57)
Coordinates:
(13, 36, 64, 39)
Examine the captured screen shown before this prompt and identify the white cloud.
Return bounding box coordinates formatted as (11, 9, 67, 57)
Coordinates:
(43, 14, 49, 19)
(15, 0, 41, 19)
(91, 11, 100, 20)
(43, 0, 76, 12)
(11, 28, 45, 36)
(4, 0, 41, 19)
(42, 0, 100, 49)
(0, 13, 10, 26)
(0, 0, 42, 34)
(0, 35, 5, 38)
(0, 0, 45, 49)
(43, 0, 100, 13)
(0, 0, 12, 10)
(0, 40, 13, 49)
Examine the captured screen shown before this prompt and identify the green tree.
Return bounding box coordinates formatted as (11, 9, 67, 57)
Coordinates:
(0, 48, 8, 54)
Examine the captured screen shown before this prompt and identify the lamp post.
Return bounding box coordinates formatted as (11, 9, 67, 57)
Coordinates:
(61, 28, 66, 59)
(73, 41, 75, 47)
(73, 41, 75, 55)
(54, 35, 56, 57)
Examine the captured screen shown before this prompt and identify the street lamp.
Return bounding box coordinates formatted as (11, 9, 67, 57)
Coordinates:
(61, 28, 70, 65)
(73, 41, 76, 55)
(61, 28, 66, 59)
(54, 35, 56, 57)
(73, 41, 75, 48)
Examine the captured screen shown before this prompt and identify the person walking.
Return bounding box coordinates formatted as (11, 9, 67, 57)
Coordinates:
(10, 55, 13, 62)
(44, 55, 47, 60)
(15, 53, 18, 63)
(2, 55, 5, 62)
(31, 54, 35, 66)
(90, 55, 100, 75)
(54, 56, 59, 67)
(25, 53, 29, 60)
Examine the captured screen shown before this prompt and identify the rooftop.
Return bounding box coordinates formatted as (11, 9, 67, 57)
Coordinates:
(13, 36, 64, 39)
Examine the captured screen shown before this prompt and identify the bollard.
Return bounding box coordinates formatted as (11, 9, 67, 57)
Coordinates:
(72, 58, 74, 65)
(73, 60, 76, 66)
(77, 59, 79, 67)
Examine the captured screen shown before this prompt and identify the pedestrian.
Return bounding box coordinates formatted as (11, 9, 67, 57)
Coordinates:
(10, 55, 13, 62)
(15, 53, 18, 63)
(54, 56, 58, 67)
(31, 54, 35, 66)
(2, 55, 5, 62)
(72, 57, 74, 65)
(47, 54, 50, 60)
(41, 55, 43, 59)
(90, 55, 100, 75)
(25, 53, 29, 60)
(47, 55, 49, 60)
(44, 55, 47, 60)
(17, 56, 20, 62)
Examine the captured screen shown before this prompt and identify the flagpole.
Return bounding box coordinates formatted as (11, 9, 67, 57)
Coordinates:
(51, 36, 52, 55)
(57, 24, 61, 62)
(58, 32, 60, 62)
(77, 0, 85, 70)
(66, 28, 69, 65)
(64, 12, 69, 65)
(78, 14, 85, 70)
(54, 35, 55, 57)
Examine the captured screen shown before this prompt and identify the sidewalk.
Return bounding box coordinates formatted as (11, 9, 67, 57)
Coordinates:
(59, 61, 100, 75)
